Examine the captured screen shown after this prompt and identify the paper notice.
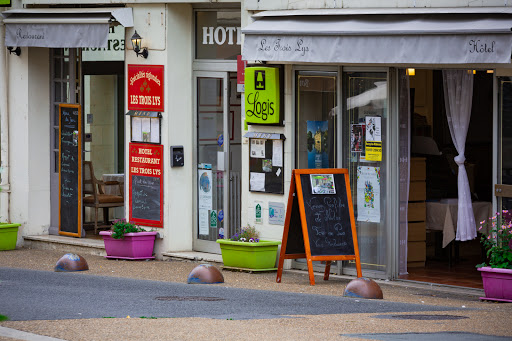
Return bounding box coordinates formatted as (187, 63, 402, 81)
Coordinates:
(272, 140, 283, 167)
(198, 208, 209, 235)
(250, 172, 265, 192)
(250, 139, 266, 158)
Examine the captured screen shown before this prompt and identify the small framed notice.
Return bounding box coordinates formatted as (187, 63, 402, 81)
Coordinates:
(310, 174, 336, 195)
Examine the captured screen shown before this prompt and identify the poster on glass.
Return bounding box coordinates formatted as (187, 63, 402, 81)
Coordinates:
(356, 166, 380, 222)
(306, 120, 329, 168)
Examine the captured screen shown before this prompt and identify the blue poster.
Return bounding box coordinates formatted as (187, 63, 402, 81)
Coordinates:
(306, 121, 329, 169)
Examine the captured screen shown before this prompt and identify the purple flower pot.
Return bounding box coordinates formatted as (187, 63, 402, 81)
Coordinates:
(478, 266, 512, 302)
(100, 231, 157, 260)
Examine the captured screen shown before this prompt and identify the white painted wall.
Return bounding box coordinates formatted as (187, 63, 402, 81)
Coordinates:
(165, 4, 194, 252)
(125, 4, 193, 255)
(9, 47, 51, 244)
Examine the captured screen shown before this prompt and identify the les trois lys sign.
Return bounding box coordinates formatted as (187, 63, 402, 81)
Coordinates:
(245, 67, 281, 125)
(128, 65, 164, 112)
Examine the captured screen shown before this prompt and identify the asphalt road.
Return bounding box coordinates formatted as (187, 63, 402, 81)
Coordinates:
(0, 267, 460, 321)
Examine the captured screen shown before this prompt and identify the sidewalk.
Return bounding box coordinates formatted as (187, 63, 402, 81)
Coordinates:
(1, 248, 511, 341)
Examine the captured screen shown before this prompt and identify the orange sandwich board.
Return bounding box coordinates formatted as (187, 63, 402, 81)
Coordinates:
(276, 169, 362, 285)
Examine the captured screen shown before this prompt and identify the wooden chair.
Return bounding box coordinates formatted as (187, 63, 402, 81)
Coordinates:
(83, 161, 124, 234)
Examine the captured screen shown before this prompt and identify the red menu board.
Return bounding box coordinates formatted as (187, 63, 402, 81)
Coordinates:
(128, 64, 164, 112)
(129, 143, 164, 227)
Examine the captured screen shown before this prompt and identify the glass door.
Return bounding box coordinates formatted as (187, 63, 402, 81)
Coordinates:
(342, 70, 389, 278)
(195, 72, 230, 253)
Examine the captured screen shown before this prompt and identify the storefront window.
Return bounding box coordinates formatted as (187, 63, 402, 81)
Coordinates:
(342, 71, 388, 273)
(195, 11, 241, 60)
(296, 71, 337, 169)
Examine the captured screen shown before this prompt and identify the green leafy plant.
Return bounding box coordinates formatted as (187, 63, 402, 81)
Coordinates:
(110, 219, 145, 239)
(229, 224, 260, 243)
(476, 210, 512, 269)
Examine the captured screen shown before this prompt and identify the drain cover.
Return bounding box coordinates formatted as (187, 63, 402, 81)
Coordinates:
(375, 314, 468, 321)
(155, 296, 225, 302)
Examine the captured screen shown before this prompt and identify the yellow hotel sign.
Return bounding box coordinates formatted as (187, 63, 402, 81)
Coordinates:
(245, 66, 281, 125)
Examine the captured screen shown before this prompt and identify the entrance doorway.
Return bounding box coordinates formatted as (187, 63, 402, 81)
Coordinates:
(194, 72, 241, 253)
(400, 69, 494, 288)
(49, 48, 125, 237)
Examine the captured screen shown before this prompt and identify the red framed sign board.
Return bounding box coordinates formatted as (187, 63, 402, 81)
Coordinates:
(129, 143, 164, 227)
(128, 64, 164, 112)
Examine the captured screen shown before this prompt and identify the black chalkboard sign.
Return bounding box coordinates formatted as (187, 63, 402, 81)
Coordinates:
(131, 175, 161, 222)
(59, 104, 82, 237)
(277, 169, 362, 285)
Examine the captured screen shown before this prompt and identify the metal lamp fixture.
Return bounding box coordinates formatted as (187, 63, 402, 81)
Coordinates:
(130, 30, 148, 59)
(7, 46, 21, 56)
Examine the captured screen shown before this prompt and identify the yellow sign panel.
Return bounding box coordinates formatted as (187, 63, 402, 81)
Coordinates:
(365, 141, 382, 161)
(0, 0, 11, 5)
(244, 66, 281, 125)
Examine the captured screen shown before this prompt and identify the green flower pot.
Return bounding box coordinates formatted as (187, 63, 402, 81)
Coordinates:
(0, 223, 21, 251)
(216, 239, 281, 271)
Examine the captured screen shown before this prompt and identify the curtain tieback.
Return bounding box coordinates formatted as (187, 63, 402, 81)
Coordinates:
(454, 154, 466, 166)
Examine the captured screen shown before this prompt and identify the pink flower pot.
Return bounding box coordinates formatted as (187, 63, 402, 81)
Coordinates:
(100, 231, 157, 260)
(478, 266, 512, 302)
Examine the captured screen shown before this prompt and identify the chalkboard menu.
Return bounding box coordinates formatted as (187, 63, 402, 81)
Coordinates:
(277, 169, 362, 285)
(131, 175, 161, 221)
(129, 143, 164, 227)
(59, 104, 82, 237)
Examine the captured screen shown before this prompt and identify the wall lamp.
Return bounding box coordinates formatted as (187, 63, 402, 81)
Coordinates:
(130, 30, 148, 59)
(7, 47, 21, 56)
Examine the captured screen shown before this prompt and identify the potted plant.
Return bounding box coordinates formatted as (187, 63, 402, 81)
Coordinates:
(0, 223, 21, 251)
(476, 210, 512, 302)
(99, 219, 157, 260)
(216, 225, 281, 271)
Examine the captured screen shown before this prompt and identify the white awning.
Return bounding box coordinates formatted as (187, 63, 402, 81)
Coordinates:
(242, 14, 512, 64)
(1, 8, 133, 48)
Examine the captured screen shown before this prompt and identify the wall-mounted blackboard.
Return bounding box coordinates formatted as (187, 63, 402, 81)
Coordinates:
(277, 169, 362, 285)
(131, 175, 161, 222)
(59, 104, 82, 237)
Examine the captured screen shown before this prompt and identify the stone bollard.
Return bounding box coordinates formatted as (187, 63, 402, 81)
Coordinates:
(342, 277, 383, 299)
(54, 253, 89, 272)
(187, 264, 224, 284)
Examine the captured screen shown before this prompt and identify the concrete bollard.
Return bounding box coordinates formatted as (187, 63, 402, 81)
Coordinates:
(343, 277, 383, 299)
(187, 264, 224, 284)
(54, 253, 89, 272)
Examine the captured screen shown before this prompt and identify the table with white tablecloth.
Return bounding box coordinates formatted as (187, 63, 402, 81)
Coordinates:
(426, 200, 493, 248)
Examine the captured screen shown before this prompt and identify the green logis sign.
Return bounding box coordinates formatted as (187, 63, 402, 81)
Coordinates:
(245, 66, 281, 125)
(0, 0, 11, 6)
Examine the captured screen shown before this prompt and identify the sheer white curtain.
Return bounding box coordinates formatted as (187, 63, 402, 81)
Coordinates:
(442, 70, 477, 242)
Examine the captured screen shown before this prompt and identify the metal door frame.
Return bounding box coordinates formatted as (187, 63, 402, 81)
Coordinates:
(193, 71, 230, 253)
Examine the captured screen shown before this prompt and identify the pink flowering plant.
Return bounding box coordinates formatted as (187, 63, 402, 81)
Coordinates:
(229, 225, 260, 243)
(476, 210, 512, 269)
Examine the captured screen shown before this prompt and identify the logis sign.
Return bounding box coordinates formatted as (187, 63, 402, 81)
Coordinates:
(244, 66, 281, 125)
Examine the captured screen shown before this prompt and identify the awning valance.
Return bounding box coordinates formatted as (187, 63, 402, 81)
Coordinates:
(242, 14, 512, 64)
(1, 8, 133, 48)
